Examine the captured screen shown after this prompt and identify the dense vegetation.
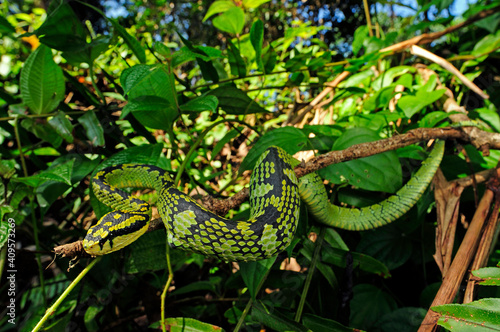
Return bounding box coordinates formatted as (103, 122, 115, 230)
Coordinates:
(1, 0, 500, 331)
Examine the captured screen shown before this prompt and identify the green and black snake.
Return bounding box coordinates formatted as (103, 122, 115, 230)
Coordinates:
(83, 141, 444, 261)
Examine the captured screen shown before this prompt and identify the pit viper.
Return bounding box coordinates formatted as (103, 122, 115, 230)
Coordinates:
(83, 141, 444, 261)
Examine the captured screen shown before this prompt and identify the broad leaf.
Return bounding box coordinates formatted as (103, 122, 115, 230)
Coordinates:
(202, 0, 235, 22)
(239, 256, 276, 299)
(121, 64, 177, 106)
(20, 45, 65, 114)
(240, 127, 308, 172)
(179, 95, 218, 113)
(227, 40, 246, 77)
(433, 298, 500, 331)
(48, 111, 74, 143)
(208, 86, 268, 115)
(318, 127, 402, 193)
(14, 160, 74, 187)
(302, 313, 356, 332)
(251, 301, 310, 332)
(250, 20, 264, 70)
(350, 284, 398, 330)
(123, 95, 178, 130)
(77, 111, 105, 146)
(35, 1, 87, 52)
(163, 317, 224, 331)
(213, 7, 245, 35)
(471, 267, 500, 286)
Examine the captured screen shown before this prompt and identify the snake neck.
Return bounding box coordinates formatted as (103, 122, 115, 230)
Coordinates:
(93, 164, 173, 212)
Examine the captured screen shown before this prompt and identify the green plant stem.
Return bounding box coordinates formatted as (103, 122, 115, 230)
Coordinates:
(89, 64, 106, 105)
(13, 116, 28, 177)
(0, 245, 6, 283)
(30, 197, 46, 306)
(234, 266, 272, 332)
(0, 110, 87, 122)
(295, 227, 326, 322)
(161, 237, 174, 332)
(32, 257, 102, 332)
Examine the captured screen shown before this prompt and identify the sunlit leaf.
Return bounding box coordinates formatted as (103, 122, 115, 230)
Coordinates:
(20, 45, 65, 114)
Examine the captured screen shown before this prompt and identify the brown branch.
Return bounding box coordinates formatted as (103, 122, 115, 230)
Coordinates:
(381, 5, 500, 53)
(418, 163, 500, 332)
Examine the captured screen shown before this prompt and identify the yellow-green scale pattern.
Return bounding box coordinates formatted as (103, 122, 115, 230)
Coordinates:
(83, 164, 173, 255)
(159, 147, 300, 261)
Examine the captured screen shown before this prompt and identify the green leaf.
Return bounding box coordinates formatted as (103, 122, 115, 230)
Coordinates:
(356, 225, 413, 270)
(302, 313, 356, 332)
(0, 15, 16, 34)
(121, 64, 177, 106)
(300, 240, 338, 290)
(243, 0, 271, 9)
(250, 20, 264, 70)
(35, 1, 87, 52)
(350, 284, 398, 330)
(239, 256, 276, 299)
(20, 45, 65, 114)
(163, 317, 224, 332)
(318, 128, 402, 193)
(227, 40, 247, 77)
(208, 86, 268, 115)
(202, 0, 235, 22)
(213, 7, 245, 35)
(211, 129, 240, 160)
(14, 160, 74, 187)
(21, 118, 63, 148)
(433, 298, 500, 331)
(77, 111, 105, 146)
(352, 26, 369, 56)
(471, 267, 500, 286)
(48, 111, 74, 143)
(397, 76, 446, 118)
(0, 219, 12, 250)
(251, 301, 311, 332)
(123, 95, 178, 130)
(262, 45, 278, 74)
(61, 35, 111, 65)
(373, 307, 426, 332)
(240, 127, 308, 172)
(321, 245, 391, 278)
(110, 19, 146, 64)
(180, 95, 219, 113)
(171, 281, 217, 297)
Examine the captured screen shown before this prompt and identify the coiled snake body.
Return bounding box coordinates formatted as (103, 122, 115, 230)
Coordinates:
(83, 142, 444, 261)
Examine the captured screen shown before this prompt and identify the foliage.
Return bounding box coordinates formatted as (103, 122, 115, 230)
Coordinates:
(1, 0, 500, 331)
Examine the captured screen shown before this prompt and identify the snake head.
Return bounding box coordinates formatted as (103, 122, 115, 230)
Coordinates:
(82, 211, 150, 256)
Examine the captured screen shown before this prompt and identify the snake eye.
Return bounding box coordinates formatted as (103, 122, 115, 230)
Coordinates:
(83, 211, 150, 256)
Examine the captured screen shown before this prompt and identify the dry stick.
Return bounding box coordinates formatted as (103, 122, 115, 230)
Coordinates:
(418, 164, 500, 332)
(463, 192, 500, 303)
(432, 169, 463, 276)
(410, 45, 490, 99)
(381, 5, 500, 53)
(287, 71, 350, 126)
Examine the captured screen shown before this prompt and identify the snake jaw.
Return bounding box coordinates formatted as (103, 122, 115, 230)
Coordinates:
(83, 210, 150, 256)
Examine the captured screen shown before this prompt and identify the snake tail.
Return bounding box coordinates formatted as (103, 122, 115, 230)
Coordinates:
(83, 165, 173, 255)
(159, 146, 301, 261)
(299, 140, 445, 230)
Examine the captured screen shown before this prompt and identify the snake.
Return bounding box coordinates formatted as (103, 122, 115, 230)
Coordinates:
(83, 141, 444, 261)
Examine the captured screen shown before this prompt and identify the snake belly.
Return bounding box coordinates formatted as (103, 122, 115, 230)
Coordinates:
(83, 147, 301, 262)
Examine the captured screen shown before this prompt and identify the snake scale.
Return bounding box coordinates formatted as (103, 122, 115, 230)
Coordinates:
(83, 141, 444, 261)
